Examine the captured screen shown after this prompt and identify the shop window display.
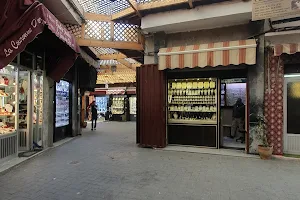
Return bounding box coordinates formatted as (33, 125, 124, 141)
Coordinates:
(55, 81, 70, 127)
(18, 72, 29, 130)
(95, 96, 108, 115)
(129, 96, 136, 115)
(111, 96, 125, 115)
(168, 78, 217, 124)
(33, 73, 43, 147)
(0, 64, 18, 161)
(0, 65, 16, 135)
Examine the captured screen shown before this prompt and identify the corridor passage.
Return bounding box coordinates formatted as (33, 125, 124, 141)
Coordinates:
(0, 122, 300, 200)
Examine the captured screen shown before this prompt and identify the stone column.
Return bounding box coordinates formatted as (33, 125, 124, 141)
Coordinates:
(42, 74, 54, 148)
(248, 20, 265, 154)
(144, 32, 167, 65)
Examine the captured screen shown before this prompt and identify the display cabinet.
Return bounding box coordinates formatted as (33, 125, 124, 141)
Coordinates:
(0, 64, 18, 161)
(167, 78, 219, 148)
(111, 96, 125, 115)
(33, 72, 43, 147)
(129, 96, 136, 115)
(168, 78, 218, 124)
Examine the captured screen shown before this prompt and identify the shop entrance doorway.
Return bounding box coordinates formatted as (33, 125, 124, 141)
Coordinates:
(220, 78, 247, 150)
(284, 75, 300, 154)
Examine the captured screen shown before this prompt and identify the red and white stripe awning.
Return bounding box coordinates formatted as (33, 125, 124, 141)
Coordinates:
(106, 89, 125, 95)
(274, 44, 300, 56)
(158, 39, 257, 70)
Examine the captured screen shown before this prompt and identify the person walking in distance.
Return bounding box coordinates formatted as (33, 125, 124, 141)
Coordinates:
(88, 101, 98, 131)
(231, 98, 245, 139)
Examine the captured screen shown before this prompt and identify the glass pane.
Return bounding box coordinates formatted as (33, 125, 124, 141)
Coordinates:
(0, 64, 16, 135)
(19, 71, 29, 129)
(287, 81, 300, 134)
(167, 78, 218, 125)
(225, 83, 246, 106)
(33, 72, 43, 147)
(55, 81, 70, 127)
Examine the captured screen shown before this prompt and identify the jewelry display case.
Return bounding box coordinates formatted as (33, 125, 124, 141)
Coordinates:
(167, 77, 219, 148)
(111, 96, 125, 115)
(168, 78, 218, 125)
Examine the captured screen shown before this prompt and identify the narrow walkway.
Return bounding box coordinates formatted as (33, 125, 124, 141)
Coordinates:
(0, 122, 300, 200)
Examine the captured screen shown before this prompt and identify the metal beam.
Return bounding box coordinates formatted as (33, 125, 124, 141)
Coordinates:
(126, 0, 142, 18)
(76, 38, 144, 50)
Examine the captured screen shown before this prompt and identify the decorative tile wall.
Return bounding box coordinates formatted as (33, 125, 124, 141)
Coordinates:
(264, 50, 284, 155)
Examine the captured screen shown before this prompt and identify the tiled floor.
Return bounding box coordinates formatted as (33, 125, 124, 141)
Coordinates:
(223, 136, 245, 149)
(0, 122, 300, 200)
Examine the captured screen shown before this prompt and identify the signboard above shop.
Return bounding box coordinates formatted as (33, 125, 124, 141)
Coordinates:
(252, 0, 300, 21)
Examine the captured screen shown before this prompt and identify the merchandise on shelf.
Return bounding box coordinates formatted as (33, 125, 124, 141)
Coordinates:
(18, 72, 29, 129)
(33, 74, 43, 124)
(55, 80, 70, 127)
(111, 96, 125, 115)
(167, 78, 218, 124)
(129, 96, 136, 115)
(0, 65, 16, 136)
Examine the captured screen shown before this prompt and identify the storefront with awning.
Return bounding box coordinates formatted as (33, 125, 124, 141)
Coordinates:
(0, 0, 81, 82)
(0, 0, 97, 161)
(137, 38, 258, 151)
(265, 30, 300, 156)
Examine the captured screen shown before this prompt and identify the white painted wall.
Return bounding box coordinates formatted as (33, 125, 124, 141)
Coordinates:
(141, 0, 252, 33)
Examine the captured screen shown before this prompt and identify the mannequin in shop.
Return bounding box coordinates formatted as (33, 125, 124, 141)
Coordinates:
(231, 98, 245, 141)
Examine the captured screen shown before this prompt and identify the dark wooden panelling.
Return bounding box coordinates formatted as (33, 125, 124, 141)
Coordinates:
(168, 125, 217, 147)
(137, 65, 166, 148)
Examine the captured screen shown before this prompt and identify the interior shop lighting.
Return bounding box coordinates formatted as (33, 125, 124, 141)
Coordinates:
(284, 74, 300, 78)
(7, 64, 15, 69)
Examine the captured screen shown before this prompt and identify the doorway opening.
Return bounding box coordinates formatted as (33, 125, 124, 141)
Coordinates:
(220, 78, 247, 150)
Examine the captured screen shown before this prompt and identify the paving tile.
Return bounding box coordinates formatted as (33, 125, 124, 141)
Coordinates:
(0, 122, 300, 200)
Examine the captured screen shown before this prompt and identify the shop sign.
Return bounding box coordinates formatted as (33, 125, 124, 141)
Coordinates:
(0, 3, 80, 69)
(252, 0, 300, 21)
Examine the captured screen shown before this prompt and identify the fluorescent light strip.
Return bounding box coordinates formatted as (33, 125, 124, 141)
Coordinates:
(284, 74, 300, 78)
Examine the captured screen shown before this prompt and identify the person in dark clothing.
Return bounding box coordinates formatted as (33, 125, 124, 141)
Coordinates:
(231, 98, 245, 138)
(88, 101, 98, 131)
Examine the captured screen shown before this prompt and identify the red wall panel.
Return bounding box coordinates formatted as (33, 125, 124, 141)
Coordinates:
(137, 65, 166, 148)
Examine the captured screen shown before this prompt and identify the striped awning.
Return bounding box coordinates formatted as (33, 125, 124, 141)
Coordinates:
(158, 39, 257, 70)
(274, 44, 300, 56)
(106, 89, 125, 95)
